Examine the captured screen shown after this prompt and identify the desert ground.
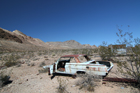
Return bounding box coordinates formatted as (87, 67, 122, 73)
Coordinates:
(0, 51, 139, 93)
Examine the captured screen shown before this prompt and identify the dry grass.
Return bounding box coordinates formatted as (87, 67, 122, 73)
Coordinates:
(56, 77, 69, 93)
(76, 73, 101, 92)
(0, 70, 11, 88)
(38, 68, 48, 73)
(1, 54, 21, 67)
(39, 61, 46, 67)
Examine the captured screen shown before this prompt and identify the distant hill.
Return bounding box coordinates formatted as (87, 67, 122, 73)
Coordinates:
(0, 28, 49, 51)
(0, 28, 23, 43)
(0, 27, 97, 51)
(46, 40, 82, 49)
(46, 40, 97, 49)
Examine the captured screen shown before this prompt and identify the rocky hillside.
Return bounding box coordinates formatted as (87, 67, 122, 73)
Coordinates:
(0, 28, 49, 51)
(0, 28, 23, 43)
(0, 27, 97, 51)
(46, 40, 97, 49)
(0, 28, 47, 46)
(46, 40, 82, 49)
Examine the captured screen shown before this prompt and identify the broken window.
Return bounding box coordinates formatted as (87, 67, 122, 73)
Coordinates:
(70, 57, 76, 63)
(78, 56, 88, 63)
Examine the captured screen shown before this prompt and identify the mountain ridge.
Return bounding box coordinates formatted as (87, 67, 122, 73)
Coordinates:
(0, 27, 97, 51)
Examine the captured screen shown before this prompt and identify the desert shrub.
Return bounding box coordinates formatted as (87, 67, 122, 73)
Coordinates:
(99, 42, 113, 61)
(38, 68, 48, 73)
(4, 61, 17, 67)
(29, 52, 35, 58)
(16, 63, 21, 67)
(76, 74, 101, 92)
(0, 51, 3, 54)
(39, 61, 46, 67)
(27, 63, 30, 66)
(33, 58, 40, 61)
(20, 51, 25, 56)
(93, 48, 98, 53)
(37, 52, 42, 56)
(2, 54, 21, 67)
(30, 63, 35, 66)
(72, 49, 79, 54)
(0, 72, 10, 88)
(56, 77, 68, 93)
(52, 53, 55, 57)
(114, 26, 140, 87)
(44, 56, 48, 58)
(99, 26, 140, 88)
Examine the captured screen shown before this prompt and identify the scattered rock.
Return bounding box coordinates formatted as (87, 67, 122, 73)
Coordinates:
(44, 56, 48, 58)
(33, 58, 40, 61)
(102, 82, 106, 84)
(20, 61, 25, 64)
(27, 64, 30, 66)
(71, 85, 75, 87)
(45, 58, 49, 60)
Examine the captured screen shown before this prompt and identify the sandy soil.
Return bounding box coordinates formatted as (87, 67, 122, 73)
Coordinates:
(0, 54, 139, 93)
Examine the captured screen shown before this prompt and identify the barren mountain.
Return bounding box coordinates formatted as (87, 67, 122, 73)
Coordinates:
(46, 40, 97, 49)
(0, 27, 97, 51)
(46, 40, 83, 49)
(0, 28, 23, 43)
(0, 28, 49, 51)
(0, 28, 47, 46)
(83, 44, 97, 48)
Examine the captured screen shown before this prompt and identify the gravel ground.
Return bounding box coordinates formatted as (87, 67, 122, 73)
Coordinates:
(0, 54, 139, 93)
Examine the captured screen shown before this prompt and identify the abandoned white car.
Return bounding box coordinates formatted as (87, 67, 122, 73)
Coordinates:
(43, 54, 113, 76)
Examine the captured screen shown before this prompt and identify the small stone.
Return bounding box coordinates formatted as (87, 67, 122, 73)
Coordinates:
(102, 82, 106, 84)
(72, 85, 75, 87)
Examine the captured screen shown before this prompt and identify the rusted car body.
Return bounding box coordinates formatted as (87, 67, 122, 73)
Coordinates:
(43, 54, 113, 76)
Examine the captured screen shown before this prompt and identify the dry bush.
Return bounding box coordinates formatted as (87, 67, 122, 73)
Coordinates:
(2, 53, 21, 67)
(30, 63, 35, 66)
(99, 26, 140, 89)
(0, 70, 11, 88)
(38, 68, 48, 73)
(99, 42, 113, 61)
(37, 52, 42, 56)
(115, 27, 140, 88)
(0, 53, 13, 88)
(33, 58, 40, 61)
(52, 53, 55, 57)
(44, 56, 48, 58)
(16, 63, 21, 67)
(56, 77, 69, 93)
(76, 73, 101, 92)
(39, 61, 46, 67)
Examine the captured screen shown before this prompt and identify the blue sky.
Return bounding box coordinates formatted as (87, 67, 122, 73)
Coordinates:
(0, 0, 140, 46)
